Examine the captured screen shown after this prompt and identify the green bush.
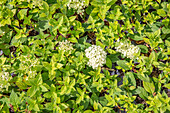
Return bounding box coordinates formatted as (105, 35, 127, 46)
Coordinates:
(0, 0, 170, 112)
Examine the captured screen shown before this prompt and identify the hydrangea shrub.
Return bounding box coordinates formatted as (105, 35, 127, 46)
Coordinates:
(0, 0, 170, 112)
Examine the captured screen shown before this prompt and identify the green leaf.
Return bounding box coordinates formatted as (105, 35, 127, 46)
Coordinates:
(143, 81, 155, 94)
(20, 45, 30, 53)
(93, 101, 98, 110)
(70, 79, 75, 87)
(136, 87, 148, 100)
(17, 9, 28, 20)
(157, 9, 166, 17)
(85, 6, 93, 15)
(44, 103, 53, 110)
(133, 35, 143, 41)
(149, 51, 156, 62)
(107, 54, 119, 63)
(96, 41, 105, 49)
(69, 16, 77, 22)
(143, 38, 150, 44)
(60, 86, 67, 95)
(36, 74, 43, 85)
(56, 63, 63, 69)
(0, 0, 7, 4)
(162, 27, 170, 34)
(40, 85, 48, 92)
(0, 44, 9, 50)
(12, 20, 19, 27)
(68, 37, 78, 43)
(137, 73, 150, 82)
(26, 97, 36, 111)
(117, 60, 130, 70)
(108, 0, 117, 5)
(137, 45, 148, 53)
(3, 49, 10, 55)
(42, 62, 51, 70)
(106, 58, 112, 69)
(162, 18, 169, 27)
(43, 92, 52, 98)
(27, 86, 37, 97)
(10, 90, 20, 105)
(151, 24, 159, 32)
(33, 104, 40, 111)
(58, 16, 63, 26)
(125, 72, 136, 87)
(164, 83, 170, 89)
(129, 86, 136, 90)
(38, 21, 50, 31)
(16, 80, 27, 89)
(83, 110, 93, 113)
(157, 0, 161, 3)
(0, 57, 6, 65)
(1, 104, 9, 113)
(105, 94, 115, 106)
(42, 1, 49, 12)
(56, 97, 60, 104)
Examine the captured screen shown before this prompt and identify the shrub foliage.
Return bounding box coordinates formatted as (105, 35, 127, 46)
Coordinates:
(0, 0, 170, 112)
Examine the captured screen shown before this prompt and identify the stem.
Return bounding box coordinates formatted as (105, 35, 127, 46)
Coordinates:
(101, 67, 115, 71)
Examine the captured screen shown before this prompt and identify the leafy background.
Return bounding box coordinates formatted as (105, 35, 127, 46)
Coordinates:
(0, 0, 170, 112)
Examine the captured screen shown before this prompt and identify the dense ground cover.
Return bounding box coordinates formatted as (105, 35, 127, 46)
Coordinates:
(0, 0, 170, 112)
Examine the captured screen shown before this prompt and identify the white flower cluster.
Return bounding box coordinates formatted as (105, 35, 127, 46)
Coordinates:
(32, 0, 43, 8)
(67, 0, 86, 14)
(0, 72, 11, 90)
(0, 72, 9, 81)
(59, 40, 74, 53)
(18, 55, 39, 78)
(115, 41, 140, 59)
(85, 45, 107, 69)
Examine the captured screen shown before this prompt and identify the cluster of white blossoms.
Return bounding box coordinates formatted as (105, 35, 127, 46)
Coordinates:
(67, 0, 86, 14)
(0, 71, 11, 90)
(85, 45, 107, 69)
(32, 0, 43, 8)
(115, 41, 140, 59)
(18, 55, 39, 79)
(0, 72, 9, 81)
(59, 40, 74, 53)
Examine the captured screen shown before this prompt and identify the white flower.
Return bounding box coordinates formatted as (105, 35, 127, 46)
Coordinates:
(115, 40, 140, 59)
(17, 55, 39, 78)
(85, 45, 107, 69)
(59, 40, 74, 53)
(0, 71, 11, 91)
(1, 72, 9, 80)
(67, 0, 86, 14)
(25, 77, 28, 81)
